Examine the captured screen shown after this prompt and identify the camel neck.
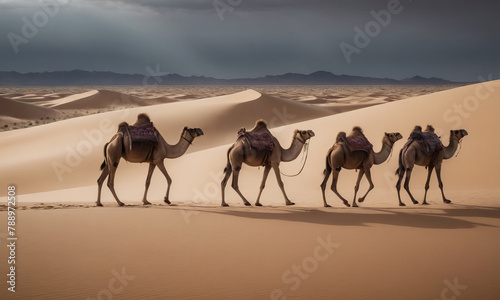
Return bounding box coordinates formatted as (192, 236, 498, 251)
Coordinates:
(373, 139, 393, 165)
(165, 132, 192, 158)
(443, 136, 459, 160)
(281, 137, 305, 162)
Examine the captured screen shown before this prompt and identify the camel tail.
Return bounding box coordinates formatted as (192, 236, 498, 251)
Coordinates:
(223, 145, 234, 173)
(323, 148, 333, 176)
(100, 142, 110, 170)
(395, 148, 404, 176)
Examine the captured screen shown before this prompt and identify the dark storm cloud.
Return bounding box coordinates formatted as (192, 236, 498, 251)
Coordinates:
(0, 0, 498, 82)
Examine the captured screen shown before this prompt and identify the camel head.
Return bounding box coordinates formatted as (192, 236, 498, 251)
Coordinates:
(294, 129, 315, 143)
(182, 126, 204, 143)
(450, 129, 468, 141)
(384, 132, 403, 145)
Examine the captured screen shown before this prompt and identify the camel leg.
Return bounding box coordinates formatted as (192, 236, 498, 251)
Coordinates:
(352, 169, 365, 207)
(156, 160, 173, 205)
(403, 167, 419, 205)
(396, 168, 406, 206)
(320, 169, 332, 208)
(107, 163, 124, 207)
(358, 168, 375, 204)
(255, 165, 271, 206)
(271, 163, 294, 206)
(96, 166, 109, 207)
(231, 164, 252, 206)
(330, 169, 351, 207)
(141, 163, 155, 205)
(422, 165, 434, 205)
(221, 167, 232, 207)
(435, 165, 451, 204)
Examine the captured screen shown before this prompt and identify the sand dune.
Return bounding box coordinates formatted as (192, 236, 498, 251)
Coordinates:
(0, 96, 61, 120)
(0, 82, 499, 299)
(37, 89, 176, 109)
(1, 81, 498, 201)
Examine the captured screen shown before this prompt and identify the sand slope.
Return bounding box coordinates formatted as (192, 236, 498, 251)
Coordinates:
(0, 82, 499, 300)
(0, 96, 61, 119)
(38, 89, 176, 109)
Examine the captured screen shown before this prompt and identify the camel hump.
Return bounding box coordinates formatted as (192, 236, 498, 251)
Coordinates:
(336, 131, 347, 143)
(424, 125, 435, 133)
(118, 121, 129, 130)
(249, 119, 270, 133)
(136, 113, 151, 124)
(348, 126, 364, 138)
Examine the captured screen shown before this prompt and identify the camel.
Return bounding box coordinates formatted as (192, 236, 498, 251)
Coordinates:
(97, 113, 203, 206)
(221, 120, 315, 207)
(321, 127, 403, 207)
(395, 125, 468, 206)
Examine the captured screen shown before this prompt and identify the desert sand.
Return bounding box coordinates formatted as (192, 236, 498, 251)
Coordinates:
(0, 81, 499, 299)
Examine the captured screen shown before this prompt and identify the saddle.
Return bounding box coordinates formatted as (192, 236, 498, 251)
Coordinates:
(118, 119, 159, 161)
(238, 120, 275, 152)
(404, 130, 443, 155)
(336, 127, 373, 154)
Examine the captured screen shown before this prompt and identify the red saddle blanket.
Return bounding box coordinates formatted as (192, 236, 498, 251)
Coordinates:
(339, 133, 373, 153)
(241, 131, 274, 152)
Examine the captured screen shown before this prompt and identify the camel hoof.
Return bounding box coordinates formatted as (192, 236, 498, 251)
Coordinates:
(343, 202, 351, 208)
(96, 202, 103, 207)
(324, 204, 332, 208)
(422, 202, 430, 205)
(164, 199, 171, 205)
(286, 202, 295, 206)
(255, 203, 262, 207)
(358, 198, 365, 203)
(412, 201, 419, 205)
(352, 203, 359, 208)
(244, 202, 252, 207)
(444, 199, 452, 204)
(118, 202, 125, 207)
(143, 202, 152, 206)
(399, 203, 406, 207)
(221, 203, 229, 207)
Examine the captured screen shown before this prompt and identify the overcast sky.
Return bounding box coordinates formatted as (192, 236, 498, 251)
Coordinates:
(0, 0, 499, 81)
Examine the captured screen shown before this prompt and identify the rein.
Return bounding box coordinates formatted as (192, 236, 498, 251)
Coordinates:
(280, 138, 310, 177)
(182, 130, 194, 144)
(386, 142, 394, 163)
(455, 138, 463, 157)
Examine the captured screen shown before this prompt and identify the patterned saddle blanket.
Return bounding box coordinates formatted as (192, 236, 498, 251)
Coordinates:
(119, 122, 159, 153)
(337, 131, 373, 153)
(127, 122, 159, 143)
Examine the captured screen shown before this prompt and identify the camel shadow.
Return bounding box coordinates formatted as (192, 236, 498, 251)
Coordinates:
(179, 204, 500, 229)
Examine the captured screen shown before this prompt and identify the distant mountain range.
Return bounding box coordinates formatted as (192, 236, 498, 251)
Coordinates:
(0, 70, 459, 86)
